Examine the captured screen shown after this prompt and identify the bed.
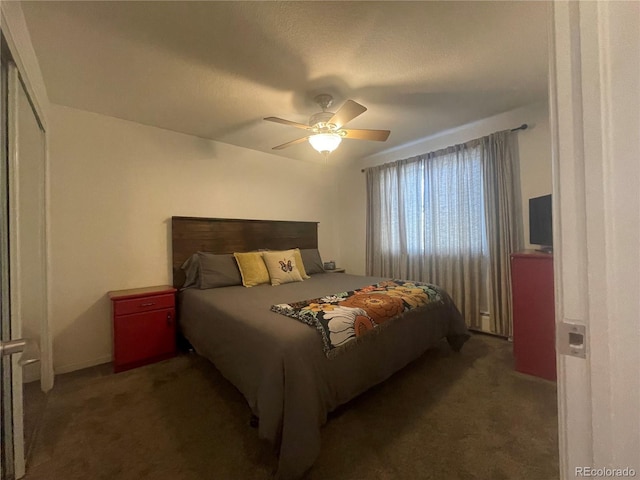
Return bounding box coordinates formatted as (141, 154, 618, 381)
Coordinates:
(172, 217, 470, 479)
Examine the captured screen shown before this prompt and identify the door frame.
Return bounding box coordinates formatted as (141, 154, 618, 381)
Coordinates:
(1, 37, 14, 480)
(551, 1, 640, 477)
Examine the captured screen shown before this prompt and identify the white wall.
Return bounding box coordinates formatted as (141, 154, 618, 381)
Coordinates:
(49, 105, 340, 373)
(336, 101, 552, 275)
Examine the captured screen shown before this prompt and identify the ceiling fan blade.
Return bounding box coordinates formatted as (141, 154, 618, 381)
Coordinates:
(264, 117, 311, 130)
(272, 136, 310, 150)
(342, 129, 391, 142)
(328, 100, 367, 129)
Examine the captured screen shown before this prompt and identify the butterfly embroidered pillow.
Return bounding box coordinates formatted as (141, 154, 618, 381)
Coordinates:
(262, 249, 304, 286)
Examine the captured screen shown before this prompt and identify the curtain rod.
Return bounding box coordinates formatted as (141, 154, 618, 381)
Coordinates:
(361, 123, 529, 172)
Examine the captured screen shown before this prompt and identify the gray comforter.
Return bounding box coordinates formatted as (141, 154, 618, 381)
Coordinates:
(179, 274, 469, 479)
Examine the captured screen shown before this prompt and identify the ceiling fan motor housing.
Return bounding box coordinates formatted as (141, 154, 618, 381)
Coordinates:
(309, 111, 336, 131)
(314, 93, 334, 110)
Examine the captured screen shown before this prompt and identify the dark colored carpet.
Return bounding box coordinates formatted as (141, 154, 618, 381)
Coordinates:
(24, 334, 558, 480)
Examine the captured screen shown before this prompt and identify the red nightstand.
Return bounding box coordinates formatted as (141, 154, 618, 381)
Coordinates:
(108, 285, 177, 373)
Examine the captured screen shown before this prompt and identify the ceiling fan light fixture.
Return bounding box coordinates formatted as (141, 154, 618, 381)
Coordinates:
(308, 133, 342, 154)
(265, 95, 390, 154)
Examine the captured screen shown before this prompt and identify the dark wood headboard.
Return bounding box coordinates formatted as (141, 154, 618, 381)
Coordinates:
(171, 216, 319, 288)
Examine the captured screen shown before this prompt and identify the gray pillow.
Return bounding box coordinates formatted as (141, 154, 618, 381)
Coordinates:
(197, 252, 243, 288)
(180, 254, 201, 289)
(300, 248, 325, 275)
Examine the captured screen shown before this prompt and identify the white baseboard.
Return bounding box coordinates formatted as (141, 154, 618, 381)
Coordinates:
(54, 355, 112, 375)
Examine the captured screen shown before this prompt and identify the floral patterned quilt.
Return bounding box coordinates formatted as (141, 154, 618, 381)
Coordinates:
(271, 280, 445, 357)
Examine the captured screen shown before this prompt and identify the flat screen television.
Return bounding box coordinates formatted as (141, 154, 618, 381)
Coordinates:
(529, 194, 552, 252)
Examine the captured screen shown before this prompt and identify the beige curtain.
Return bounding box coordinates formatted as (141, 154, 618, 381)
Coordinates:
(366, 144, 486, 329)
(366, 130, 522, 335)
(481, 132, 523, 337)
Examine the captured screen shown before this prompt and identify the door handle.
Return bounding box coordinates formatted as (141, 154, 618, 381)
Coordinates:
(0, 338, 41, 366)
(0, 338, 27, 357)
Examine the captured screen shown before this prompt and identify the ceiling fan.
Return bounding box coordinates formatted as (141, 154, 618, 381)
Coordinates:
(264, 94, 390, 156)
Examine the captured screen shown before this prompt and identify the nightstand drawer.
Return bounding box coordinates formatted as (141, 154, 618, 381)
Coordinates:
(113, 309, 175, 368)
(113, 293, 175, 316)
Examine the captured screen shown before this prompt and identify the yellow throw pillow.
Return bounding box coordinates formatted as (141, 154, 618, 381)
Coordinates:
(263, 250, 304, 286)
(293, 248, 310, 279)
(233, 252, 270, 287)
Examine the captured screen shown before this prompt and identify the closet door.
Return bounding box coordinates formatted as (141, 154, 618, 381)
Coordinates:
(0, 42, 49, 478)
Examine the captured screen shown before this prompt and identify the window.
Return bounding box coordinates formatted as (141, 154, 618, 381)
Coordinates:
(370, 143, 487, 260)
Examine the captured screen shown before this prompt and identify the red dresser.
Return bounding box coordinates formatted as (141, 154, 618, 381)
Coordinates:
(510, 252, 556, 381)
(109, 285, 177, 373)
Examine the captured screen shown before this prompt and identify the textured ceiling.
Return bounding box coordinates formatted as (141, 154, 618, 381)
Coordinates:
(21, 1, 549, 164)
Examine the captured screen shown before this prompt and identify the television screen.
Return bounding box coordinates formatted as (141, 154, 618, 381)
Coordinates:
(529, 194, 552, 248)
